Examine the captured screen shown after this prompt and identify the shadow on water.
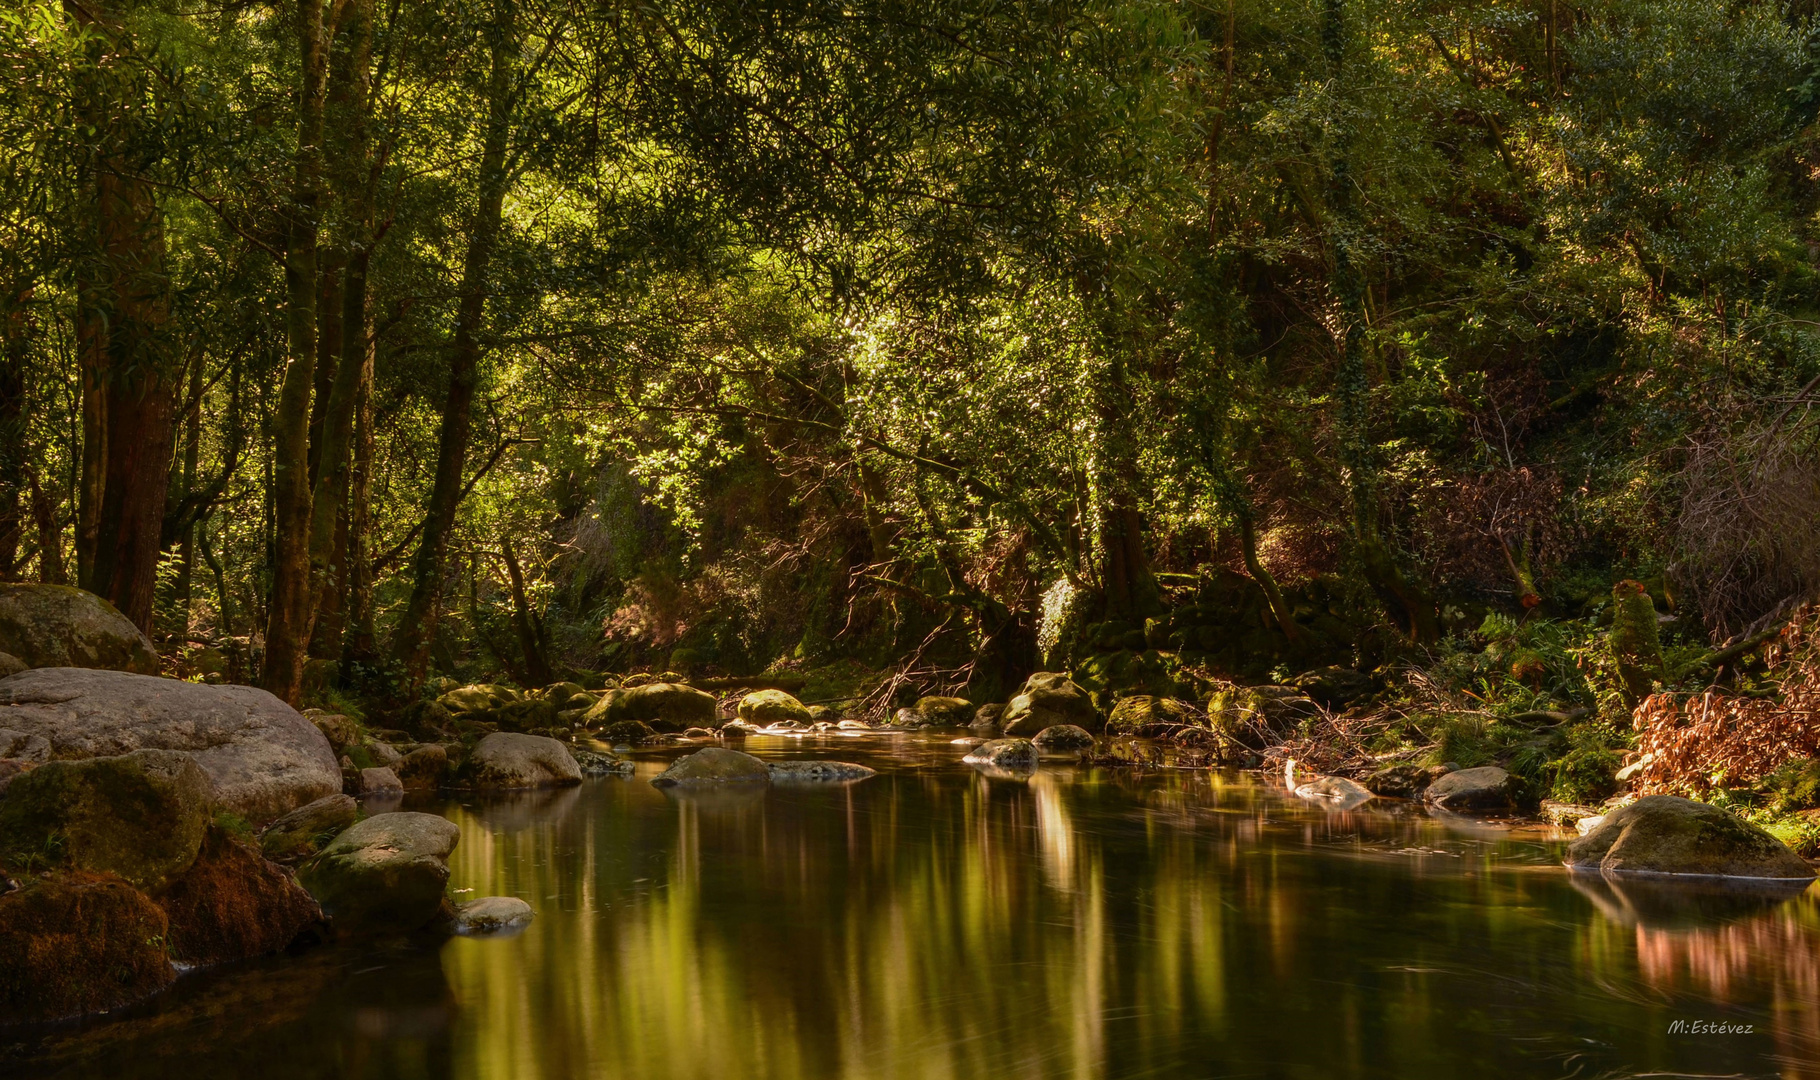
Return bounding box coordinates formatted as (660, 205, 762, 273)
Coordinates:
(8, 733, 1820, 1079)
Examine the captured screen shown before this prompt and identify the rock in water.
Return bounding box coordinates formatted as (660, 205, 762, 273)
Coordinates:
(358, 766, 404, 796)
(767, 760, 876, 782)
(1032, 724, 1095, 752)
(0, 668, 340, 822)
(737, 688, 812, 724)
(592, 682, 718, 732)
(0, 749, 212, 889)
(914, 696, 973, 726)
(963, 739, 1038, 770)
(572, 748, 634, 776)
(1292, 774, 1374, 809)
(460, 732, 582, 789)
(299, 812, 461, 935)
(0, 871, 174, 1023)
(1364, 764, 1429, 799)
(156, 824, 323, 966)
(396, 744, 449, 790)
(1424, 766, 1519, 813)
(445, 896, 535, 935)
(1565, 795, 1816, 880)
(1001, 673, 1097, 736)
(0, 583, 159, 675)
(650, 747, 771, 786)
(260, 793, 359, 863)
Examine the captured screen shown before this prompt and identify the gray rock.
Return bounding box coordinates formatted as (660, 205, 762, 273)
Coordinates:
(0, 748, 212, 889)
(767, 760, 876, 782)
(0, 667, 339, 823)
(460, 732, 582, 789)
(1032, 724, 1095, 752)
(299, 812, 461, 935)
(366, 741, 404, 767)
(260, 793, 359, 862)
(0, 583, 159, 675)
(0, 728, 49, 763)
(1002, 673, 1097, 736)
(358, 767, 403, 795)
(971, 704, 1004, 730)
(963, 738, 1037, 770)
(1425, 766, 1519, 812)
(650, 747, 770, 786)
(572, 748, 634, 776)
(1292, 774, 1374, 808)
(445, 895, 534, 935)
(396, 744, 449, 789)
(1566, 795, 1816, 880)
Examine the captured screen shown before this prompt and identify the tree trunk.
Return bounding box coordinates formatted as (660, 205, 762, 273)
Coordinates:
(308, 0, 375, 662)
(501, 539, 553, 687)
(345, 332, 377, 662)
(170, 352, 204, 639)
(262, 0, 330, 702)
(1322, 0, 1437, 644)
(0, 289, 25, 579)
(391, 15, 516, 690)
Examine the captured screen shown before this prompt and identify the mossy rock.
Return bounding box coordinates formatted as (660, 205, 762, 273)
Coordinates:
(438, 685, 505, 714)
(0, 583, 159, 675)
(738, 688, 812, 724)
(1001, 673, 1097, 736)
(1106, 695, 1197, 734)
(259, 793, 359, 863)
(601, 718, 658, 744)
(0, 871, 173, 1023)
(597, 682, 717, 732)
(914, 696, 973, 726)
(299, 812, 460, 936)
(0, 749, 212, 889)
(155, 824, 323, 966)
(1567, 795, 1815, 879)
(650, 747, 770, 786)
(456, 732, 581, 789)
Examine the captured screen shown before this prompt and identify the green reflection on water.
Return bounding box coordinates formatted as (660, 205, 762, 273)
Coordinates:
(10, 735, 1820, 1080)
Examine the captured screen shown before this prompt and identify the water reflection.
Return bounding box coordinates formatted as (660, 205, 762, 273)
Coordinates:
(8, 735, 1820, 1080)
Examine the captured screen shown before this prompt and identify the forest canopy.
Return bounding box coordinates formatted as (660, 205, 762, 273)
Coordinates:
(4, 0, 1819, 713)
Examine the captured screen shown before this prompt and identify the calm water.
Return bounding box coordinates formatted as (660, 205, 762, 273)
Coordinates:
(8, 734, 1820, 1079)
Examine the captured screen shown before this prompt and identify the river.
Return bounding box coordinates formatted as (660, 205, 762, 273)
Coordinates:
(9, 733, 1819, 1079)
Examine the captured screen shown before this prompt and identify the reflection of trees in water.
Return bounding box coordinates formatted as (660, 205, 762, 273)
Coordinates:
(1575, 874, 1820, 1077)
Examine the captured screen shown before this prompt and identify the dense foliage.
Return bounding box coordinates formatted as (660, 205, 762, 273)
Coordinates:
(4, 0, 1819, 722)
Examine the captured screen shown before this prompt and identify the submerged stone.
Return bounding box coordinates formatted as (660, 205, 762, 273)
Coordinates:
(768, 760, 876, 782)
(1032, 724, 1095, 752)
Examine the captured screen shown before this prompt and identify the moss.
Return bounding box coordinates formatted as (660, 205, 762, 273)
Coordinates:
(1761, 758, 1820, 814)
(0, 750, 211, 889)
(1610, 580, 1665, 705)
(154, 825, 323, 966)
(0, 871, 174, 1023)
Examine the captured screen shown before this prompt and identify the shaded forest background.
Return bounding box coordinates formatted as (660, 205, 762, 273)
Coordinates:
(4, 0, 1820, 716)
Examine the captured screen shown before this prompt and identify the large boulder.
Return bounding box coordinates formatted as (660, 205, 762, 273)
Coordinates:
(155, 824, 323, 965)
(0, 871, 174, 1023)
(603, 682, 719, 732)
(259, 793, 359, 863)
(459, 732, 582, 789)
(0, 583, 158, 675)
(0, 749, 212, 889)
(0, 668, 340, 822)
(299, 812, 460, 935)
(1566, 795, 1816, 880)
(1001, 673, 1097, 736)
(1425, 766, 1519, 813)
(650, 747, 771, 787)
(737, 689, 812, 724)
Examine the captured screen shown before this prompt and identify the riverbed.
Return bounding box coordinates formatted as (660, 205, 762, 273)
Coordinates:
(9, 733, 1819, 1079)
